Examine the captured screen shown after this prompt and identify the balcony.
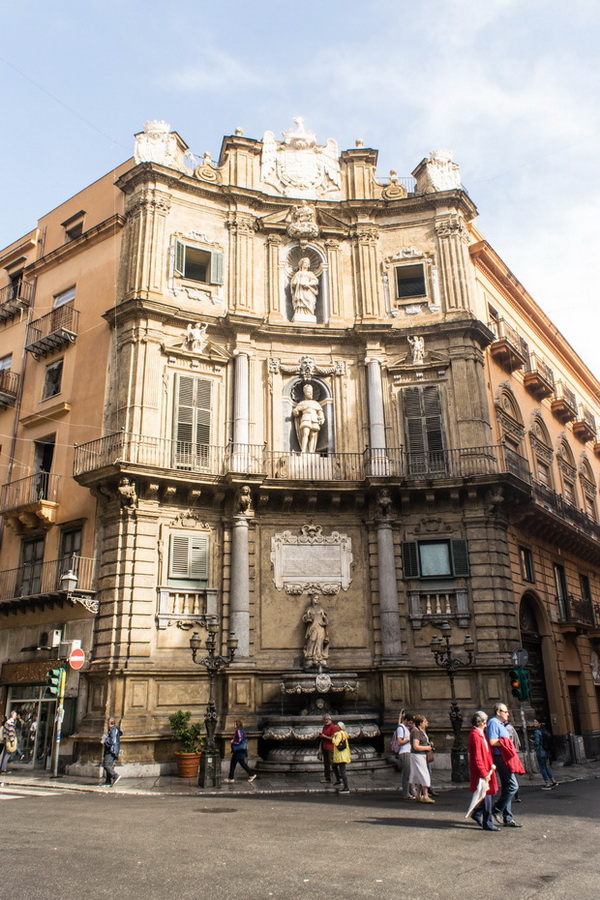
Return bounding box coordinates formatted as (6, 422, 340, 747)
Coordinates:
(524, 353, 555, 400)
(0, 369, 20, 408)
(531, 479, 600, 545)
(557, 593, 598, 632)
(0, 555, 96, 614)
(0, 279, 34, 323)
(156, 586, 218, 630)
(488, 318, 529, 372)
(408, 587, 470, 628)
(25, 302, 79, 359)
(551, 382, 578, 424)
(73, 433, 533, 500)
(573, 406, 596, 444)
(0, 472, 60, 533)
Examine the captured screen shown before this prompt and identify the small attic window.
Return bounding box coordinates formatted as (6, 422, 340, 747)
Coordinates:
(395, 263, 426, 299)
(61, 210, 85, 243)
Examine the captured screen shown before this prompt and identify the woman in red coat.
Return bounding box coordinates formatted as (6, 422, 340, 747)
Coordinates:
(467, 711, 499, 831)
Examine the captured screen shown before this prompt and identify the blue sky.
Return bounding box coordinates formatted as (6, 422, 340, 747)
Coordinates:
(2, 0, 599, 376)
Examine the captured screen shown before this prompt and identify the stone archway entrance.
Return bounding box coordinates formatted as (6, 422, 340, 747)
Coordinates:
(519, 594, 551, 722)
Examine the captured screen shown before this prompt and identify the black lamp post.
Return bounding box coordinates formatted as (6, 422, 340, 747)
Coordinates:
(430, 622, 475, 782)
(189, 621, 238, 788)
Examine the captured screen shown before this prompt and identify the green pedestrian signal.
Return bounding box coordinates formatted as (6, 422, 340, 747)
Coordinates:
(46, 668, 62, 696)
(509, 667, 530, 701)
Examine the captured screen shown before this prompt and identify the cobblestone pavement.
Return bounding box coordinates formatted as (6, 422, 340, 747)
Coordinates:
(2, 755, 599, 796)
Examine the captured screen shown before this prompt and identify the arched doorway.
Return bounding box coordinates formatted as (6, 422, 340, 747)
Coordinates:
(519, 594, 551, 723)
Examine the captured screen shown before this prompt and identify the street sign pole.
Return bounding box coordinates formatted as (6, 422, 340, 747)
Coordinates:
(51, 667, 66, 778)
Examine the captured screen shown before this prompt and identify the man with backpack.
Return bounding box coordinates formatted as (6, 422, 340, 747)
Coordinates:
(532, 718, 557, 789)
(391, 711, 415, 799)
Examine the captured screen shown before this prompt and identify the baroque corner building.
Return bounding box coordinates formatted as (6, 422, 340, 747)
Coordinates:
(1, 117, 599, 774)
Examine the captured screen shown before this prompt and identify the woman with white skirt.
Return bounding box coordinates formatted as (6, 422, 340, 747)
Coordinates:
(409, 714, 435, 803)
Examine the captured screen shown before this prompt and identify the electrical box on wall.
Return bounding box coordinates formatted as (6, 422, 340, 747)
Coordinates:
(59, 639, 82, 659)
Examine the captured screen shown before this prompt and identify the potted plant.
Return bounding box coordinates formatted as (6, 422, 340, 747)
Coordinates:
(169, 710, 205, 778)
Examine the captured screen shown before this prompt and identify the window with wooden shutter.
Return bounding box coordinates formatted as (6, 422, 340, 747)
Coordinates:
(173, 241, 224, 285)
(168, 533, 209, 585)
(174, 374, 213, 470)
(402, 539, 470, 579)
(403, 385, 445, 475)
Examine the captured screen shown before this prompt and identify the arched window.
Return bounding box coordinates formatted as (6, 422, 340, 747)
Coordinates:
(494, 386, 525, 454)
(557, 437, 578, 506)
(529, 415, 554, 489)
(579, 456, 597, 520)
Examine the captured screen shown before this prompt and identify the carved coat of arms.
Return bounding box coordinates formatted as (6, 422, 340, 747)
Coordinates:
(261, 118, 341, 199)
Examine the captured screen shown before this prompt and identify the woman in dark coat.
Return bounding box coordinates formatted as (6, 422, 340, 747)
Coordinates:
(467, 710, 499, 831)
(223, 720, 256, 783)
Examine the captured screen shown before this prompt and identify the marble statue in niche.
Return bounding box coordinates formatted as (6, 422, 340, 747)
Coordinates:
(293, 382, 325, 453)
(407, 334, 425, 364)
(291, 257, 319, 322)
(302, 591, 330, 668)
(185, 322, 208, 353)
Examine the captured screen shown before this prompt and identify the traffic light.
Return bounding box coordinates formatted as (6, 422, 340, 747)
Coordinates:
(509, 667, 530, 701)
(46, 668, 62, 696)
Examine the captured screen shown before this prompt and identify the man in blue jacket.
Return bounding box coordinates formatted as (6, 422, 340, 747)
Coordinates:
(102, 717, 122, 787)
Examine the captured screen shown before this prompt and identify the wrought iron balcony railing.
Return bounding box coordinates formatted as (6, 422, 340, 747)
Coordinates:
(488, 318, 529, 371)
(0, 369, 20, 407)
(0, 555, 96, 604)
(0, 472, 60, 512)
(0, 279, 34, 322)
(551, 382, 578, 423)
(532, 480, 600, 541)
(74, 433, 532, 487)
(25, 302, 79, 359)
(524, 353, 555, 399)
(557, 593, 598, 628)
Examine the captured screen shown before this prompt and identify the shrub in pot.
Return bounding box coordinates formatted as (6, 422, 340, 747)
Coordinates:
(169, 710, 205, 777)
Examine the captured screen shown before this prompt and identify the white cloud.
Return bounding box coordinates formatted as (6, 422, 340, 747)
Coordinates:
(161, 48, 268, 92)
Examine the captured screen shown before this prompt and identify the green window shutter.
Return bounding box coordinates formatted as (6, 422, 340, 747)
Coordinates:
(209, 251, 224, 285)
(402, 541, 420, 578)
(175, 375, 213, 445)
(189, 534, 209, 581)
(403, 385, 445, 473)
(169, 533, 209, 582)
(174, 240, 185, 277)
(451, 539, 470, 576)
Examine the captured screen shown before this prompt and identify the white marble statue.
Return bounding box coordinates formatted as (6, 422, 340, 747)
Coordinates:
(302, 593, 329, 668)
(293, 383, 325, 454)
(407, 334, 425, 364)
(291, 258, 319, 321)
(185, 322, 207, 353)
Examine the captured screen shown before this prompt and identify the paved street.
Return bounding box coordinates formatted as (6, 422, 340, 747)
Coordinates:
(3, 777, 599, 900)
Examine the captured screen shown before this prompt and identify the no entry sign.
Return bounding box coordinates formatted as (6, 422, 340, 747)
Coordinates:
(69, 648, 86, 670)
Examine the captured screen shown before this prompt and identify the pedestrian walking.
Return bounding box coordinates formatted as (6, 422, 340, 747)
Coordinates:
(505, 715, 522, 802)
(486, 702, 524, 827)
(101, 717, 123, 786)
(532, 718, 557, 789)
(331, 721, 351, 794)
(0, 710, 19, 773)
(408, 714, 435, 803)
(392, 711, 415, 798)
(223, 720, 256, 783)
(319, 713, 338, 784)
(466, 710, 499, 831)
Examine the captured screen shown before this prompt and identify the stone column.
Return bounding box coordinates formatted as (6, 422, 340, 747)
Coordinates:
(366, 357, 389, 476)
(376, 517, 402, 660)
(232, 350, 250, 471)
(435, 217, 475, 312)
(229, 514, 250, 658)
(123, 190, 171, 300)
(353, 225, 383, 320)
(227, 216, 255, 313)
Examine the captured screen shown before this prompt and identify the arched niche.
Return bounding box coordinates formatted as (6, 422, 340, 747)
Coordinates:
(282, 377, 334, 453)
(494, 385, 525, 452)
(519, 592, 557, 728)
(281, 243, 329, 324)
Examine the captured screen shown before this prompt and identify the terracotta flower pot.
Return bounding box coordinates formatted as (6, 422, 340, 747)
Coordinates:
(175, 751, 202, 778)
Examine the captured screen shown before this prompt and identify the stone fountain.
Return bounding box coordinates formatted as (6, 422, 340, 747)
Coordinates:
(256, 591, 386, 774)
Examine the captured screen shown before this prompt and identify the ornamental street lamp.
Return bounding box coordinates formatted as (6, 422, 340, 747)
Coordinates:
(189, 621, 238, 788)
(430, 621, 475, 783)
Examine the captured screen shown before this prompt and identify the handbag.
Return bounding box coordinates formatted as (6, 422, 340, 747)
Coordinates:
(426, 748, 434, 764)
(5, 736, 17, 754)
(317, 744, 323, 761)
(337, 738, 347, 752)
